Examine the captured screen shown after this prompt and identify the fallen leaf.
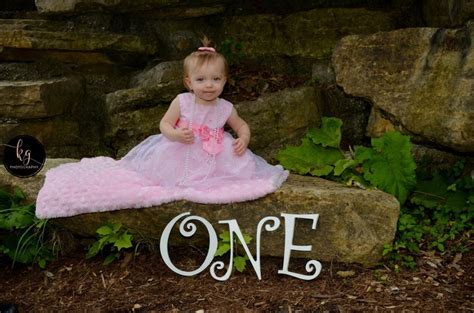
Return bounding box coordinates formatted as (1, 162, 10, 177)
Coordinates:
(337, 270, 356, 278)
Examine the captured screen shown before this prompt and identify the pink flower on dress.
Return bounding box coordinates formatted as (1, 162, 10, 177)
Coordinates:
(199, 125, 211, 141)
(176, 119, 224, 155)
(200, 126, 224, 155)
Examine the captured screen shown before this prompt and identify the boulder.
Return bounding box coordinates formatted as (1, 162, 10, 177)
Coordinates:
(0, 158, 400, 266)
(104, 82, 184, 156)
(366, 107, 396, 138)
(411, 144, 474, 172)
(318, 84, 370, 147)
(108, 104, 170, 157)
(105, 83, 180, 115)
(0, 119, 81, 153)
(35, 0, 229, 16)
(130, 60, 182, 89)
(0, 19, 157, 64)
(221, 8, 394, 60)
(422, 0, 474, 27)
(333, 24, 474, 152)
(235, 87, 320, 160)
(0, 78, 83, 119)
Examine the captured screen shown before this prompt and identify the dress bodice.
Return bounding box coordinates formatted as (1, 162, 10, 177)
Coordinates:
(176, 93, 233, 155)
(177, 92, 233, 129)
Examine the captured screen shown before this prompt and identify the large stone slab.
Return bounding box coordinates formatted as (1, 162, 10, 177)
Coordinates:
(333, 24, 474, 152)
(130, 60, 182, 89)
(0, 19, 157, 64)
(104, 83, 183, 156)
(0, 78, 83, 119)
(35, 0, 229, 16)
(235, 87, 320, 160)
(105, 83, 180, 115)
(221, 8, 394, 60)
(107, 104, 170, 157)
(0, 119, 81, 152)
(0, 158, 400, 266)
(423, 0, 474, 27)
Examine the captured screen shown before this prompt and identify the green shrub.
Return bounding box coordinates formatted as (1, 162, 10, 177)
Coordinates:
(0, 187, 58, 268)
(86, 222, 133, 265)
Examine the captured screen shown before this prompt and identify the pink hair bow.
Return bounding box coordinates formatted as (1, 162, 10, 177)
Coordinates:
(198, 47, 216, 53)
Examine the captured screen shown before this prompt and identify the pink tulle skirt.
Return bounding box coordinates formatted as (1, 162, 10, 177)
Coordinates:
(35, 133, 288, 218)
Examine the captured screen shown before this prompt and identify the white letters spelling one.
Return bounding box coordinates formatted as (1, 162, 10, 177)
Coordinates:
(159, 212, 321, 281)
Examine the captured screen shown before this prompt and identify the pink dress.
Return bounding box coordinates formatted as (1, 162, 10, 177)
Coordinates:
(35, 92, 289, 218)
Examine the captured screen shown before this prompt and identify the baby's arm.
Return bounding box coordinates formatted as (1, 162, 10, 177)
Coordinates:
(227, 108, 251, 156)
(159, 96, 194, 144)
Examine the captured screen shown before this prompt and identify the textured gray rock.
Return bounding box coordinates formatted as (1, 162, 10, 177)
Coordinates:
(0, 119, 81, 152)
(130, 60, 182, 89)
(35, 0, 229, 16)
(105, 83, 180, 115)
(104, 82, 184, 156)
(0, 78, 83, 119)
(0, 19, 157, 63)
(422, 0, 474, 27)
(0, 158, 400, 266)
(333, 25, 474, 152)
(222, 8, 394, 60)
(235, 87, 320, 160)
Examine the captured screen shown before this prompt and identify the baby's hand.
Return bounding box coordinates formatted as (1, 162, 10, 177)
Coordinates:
(233, 138, 248, 156)
(176, 128, 194, 144)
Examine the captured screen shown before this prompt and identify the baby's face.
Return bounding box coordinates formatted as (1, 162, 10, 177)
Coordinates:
(186, 60, 226, 104)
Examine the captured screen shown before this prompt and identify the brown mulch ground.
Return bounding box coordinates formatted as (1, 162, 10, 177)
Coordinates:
(1, 244, 473, 312)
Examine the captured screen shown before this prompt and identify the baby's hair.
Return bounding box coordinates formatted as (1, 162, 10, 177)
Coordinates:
(183, 36, 229, 90)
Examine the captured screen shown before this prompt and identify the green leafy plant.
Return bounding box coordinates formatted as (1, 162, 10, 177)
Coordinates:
(277, 117, 416, 204)
(277, 117, 471, 270)
(0, 187, 57, 268)
(215, 230, 252, 272)
(276, 117, 345, 177)
(86, 222, 133, 265)
(383, 160, 473, 270)
(354, 132, 417, 204)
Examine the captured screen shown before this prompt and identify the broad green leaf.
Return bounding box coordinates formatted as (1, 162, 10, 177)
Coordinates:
(86, 237, 108, 258)
(103, 254, 118, 265)
(13, 187, 25, 203)
(234, 255, 247, 272)
(310, 165, 333, 176)
(354, 146, 375, 163)
(360, 132, 416, 204)
(38, 258, 46, 269)
(114, 232, 133, 251)
(0, 207, 34, 230)
(3, 234, 36, 264)
(242, 234, 252, 245)
(215, 243, 231, 256)
(334, 159, 357, 176)
(219, 231, 230, 242)
(96, 225, 114, 236)
(0, 189, 13, 210)
(411, 172, 449, 208)
(86, 241, 102, 259)
(277, 138, 344, 176)
(445, 190, 469, 211)
(111, 223, 122, 233)
(307, 117, 343, 148)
